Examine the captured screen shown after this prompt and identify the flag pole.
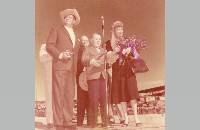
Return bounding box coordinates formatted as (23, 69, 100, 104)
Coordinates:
(101, 16, 109, 124)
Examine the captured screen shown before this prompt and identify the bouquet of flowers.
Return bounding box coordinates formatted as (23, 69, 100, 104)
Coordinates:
(118, 35, 148, 65)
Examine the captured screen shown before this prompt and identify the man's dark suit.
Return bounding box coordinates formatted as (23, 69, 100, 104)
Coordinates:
(46, 26, 80, 126)
(76, 46, 90, 126)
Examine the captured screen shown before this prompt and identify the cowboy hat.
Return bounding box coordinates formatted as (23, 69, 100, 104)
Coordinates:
(60, 9, 80, 25)
(79, 71, 88, 91)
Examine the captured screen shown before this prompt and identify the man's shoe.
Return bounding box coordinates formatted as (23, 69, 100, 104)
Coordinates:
(89, 124, 98, 128)
(55, 125, 65, 130)
(101, 122, 112, 129)
(64, 124, 77, 130)
(46, 123, 54, 129)
(77, 123, 83, 127)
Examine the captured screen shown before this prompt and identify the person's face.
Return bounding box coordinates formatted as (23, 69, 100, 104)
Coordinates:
(114, 27, 123, 38)
(64, 15, 76, 26)
(91, 34, 101, 48)
(81, 36, 89, 47)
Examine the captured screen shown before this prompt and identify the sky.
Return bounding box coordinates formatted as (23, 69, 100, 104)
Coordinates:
(35, 0, 165, 101)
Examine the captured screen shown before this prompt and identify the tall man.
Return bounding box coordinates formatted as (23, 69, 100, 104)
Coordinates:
(46, 9, 80, 130)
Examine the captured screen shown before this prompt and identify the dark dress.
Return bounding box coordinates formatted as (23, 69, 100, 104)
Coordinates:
(105, 40, 121, 104)
(105, 40, 140, 103)
(120, 52, 140, 102)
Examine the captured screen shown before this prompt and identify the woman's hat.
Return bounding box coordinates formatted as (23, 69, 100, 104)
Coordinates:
(60, 9, 80, 25)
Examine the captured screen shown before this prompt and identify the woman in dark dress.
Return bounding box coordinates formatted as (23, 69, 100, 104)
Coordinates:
(104, 21, 125, 125)
(119, 43, 142, 127)
(107, 21, 142, 127)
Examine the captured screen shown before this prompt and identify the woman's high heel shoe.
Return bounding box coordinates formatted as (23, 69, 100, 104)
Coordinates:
(109, 117, 115, 124)
(119, 117, 125, 124)
(122, 119, 129, 127)
(136, 123, 142, 127)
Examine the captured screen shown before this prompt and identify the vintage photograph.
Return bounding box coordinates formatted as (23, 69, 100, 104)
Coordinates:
(35, 0, 165, 129)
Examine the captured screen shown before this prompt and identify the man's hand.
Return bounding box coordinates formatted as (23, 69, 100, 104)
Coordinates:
(62, 50, 74, 60)
(90, 59, 101, 67)
(65, 50, 74, 56)
(62, 52, 71, 60)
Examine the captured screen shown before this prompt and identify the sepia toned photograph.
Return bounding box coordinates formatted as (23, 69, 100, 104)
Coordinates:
(35, 0, 165, 130)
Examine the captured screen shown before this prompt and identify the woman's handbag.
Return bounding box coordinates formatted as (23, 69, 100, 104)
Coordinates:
(131, 58, 149, 73)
